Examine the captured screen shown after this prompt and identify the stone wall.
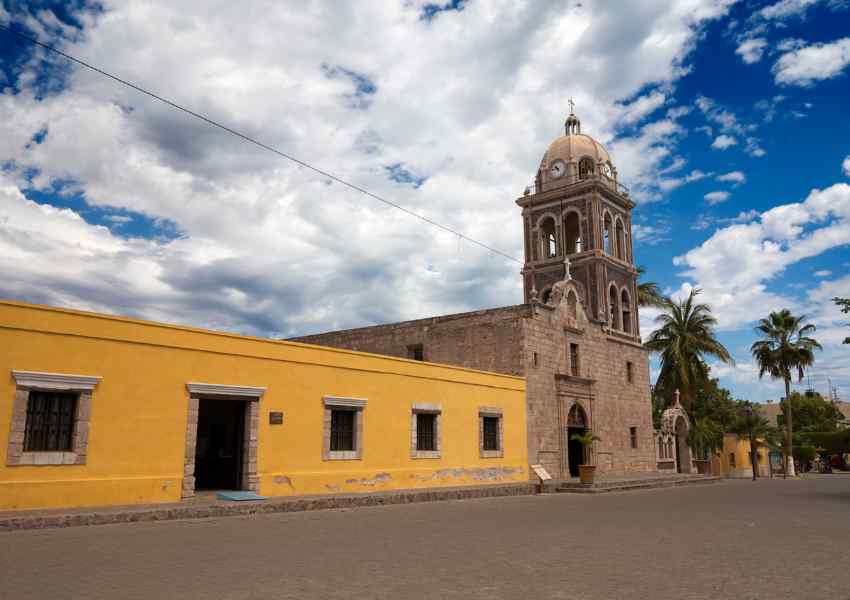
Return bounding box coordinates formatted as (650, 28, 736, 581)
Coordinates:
(291, 305, 530, 377)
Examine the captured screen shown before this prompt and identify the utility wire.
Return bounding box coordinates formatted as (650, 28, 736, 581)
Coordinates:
(0, 23, 522, 264)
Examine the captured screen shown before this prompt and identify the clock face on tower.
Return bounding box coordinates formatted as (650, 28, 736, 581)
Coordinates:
(549, 160, 566, 179)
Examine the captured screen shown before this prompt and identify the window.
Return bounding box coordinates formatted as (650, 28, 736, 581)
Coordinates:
(578, 157, 595, 179)
(411, 403, 441, 458)
(323, 396, 366, 460)
(615, 219, 625, 260)
(540, 217, 557, 258)
(482, 417, 500, 451)
(621, 290, 632, 333)
(416, 413, 436, 451)
(729, 453, 736, 467)
(407, 344, 424, 361)
(532, 351, 539, 367)
(563, 212, 581, 255)
(609, 286, 620, 330)
(7, 370, 100, 467)
(626, 361, 633, 383)
(569, 344, 579, 376)
(479, 407, 504, 458)
(330, 409, 355, 451)
(24, 391, 77, 452)
(630, 427, 638, 449)
(603, 212, 613, 254)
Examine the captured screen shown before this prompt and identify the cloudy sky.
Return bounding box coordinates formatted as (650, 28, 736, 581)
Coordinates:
(0, 0, 848, 402)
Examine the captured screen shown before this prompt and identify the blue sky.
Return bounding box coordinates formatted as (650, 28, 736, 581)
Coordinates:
(0, 0, 848, 403)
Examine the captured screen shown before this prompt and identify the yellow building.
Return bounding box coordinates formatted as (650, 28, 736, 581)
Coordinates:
(0, 300, 527, 511)
(711, 433, 770, 478)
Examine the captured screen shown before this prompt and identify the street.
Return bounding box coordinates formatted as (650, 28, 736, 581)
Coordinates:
(2, 476, 848, 599)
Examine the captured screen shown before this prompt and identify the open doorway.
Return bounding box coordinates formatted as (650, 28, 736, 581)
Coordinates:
(195, 399, 246, 491)
(566, 403, 588, 478)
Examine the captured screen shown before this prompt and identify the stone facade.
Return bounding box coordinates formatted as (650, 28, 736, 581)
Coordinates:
(292, 110, 657, 479)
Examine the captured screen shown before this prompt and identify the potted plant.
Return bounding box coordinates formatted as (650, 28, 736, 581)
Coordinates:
(687, 418, 722, 475)
(570, 430, 601, 485)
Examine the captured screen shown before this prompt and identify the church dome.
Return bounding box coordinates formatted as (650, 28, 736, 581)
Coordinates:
(540, 110, 612, 169)
(533, 109, 619, 193)
(539, 131, 612, 172)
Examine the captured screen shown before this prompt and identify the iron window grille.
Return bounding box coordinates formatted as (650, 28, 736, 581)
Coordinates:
(23, 391, 77, 452)
(482, 416, 500, 451)
(330, 409, 356, 452)
(416, 413, 437, 451)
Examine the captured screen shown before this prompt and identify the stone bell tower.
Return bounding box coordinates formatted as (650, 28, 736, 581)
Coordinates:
(516, 107, 641, 338)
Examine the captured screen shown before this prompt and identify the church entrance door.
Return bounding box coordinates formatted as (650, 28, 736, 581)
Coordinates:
(567, 426, 586, 477)
(566, 404, 589, 478)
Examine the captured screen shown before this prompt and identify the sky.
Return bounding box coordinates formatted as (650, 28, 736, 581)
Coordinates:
(0, 0, 848, 403)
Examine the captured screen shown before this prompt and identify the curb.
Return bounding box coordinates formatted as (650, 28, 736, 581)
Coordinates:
(0, 483, 536, 532)
(556, 476, 722, 494)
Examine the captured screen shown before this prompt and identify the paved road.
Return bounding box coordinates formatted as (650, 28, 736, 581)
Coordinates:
(2, 476, 849, 599)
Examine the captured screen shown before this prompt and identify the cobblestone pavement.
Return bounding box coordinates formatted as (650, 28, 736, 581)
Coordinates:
(2, 476, 848, 600)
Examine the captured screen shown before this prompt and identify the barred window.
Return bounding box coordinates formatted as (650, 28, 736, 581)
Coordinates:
(330, 409, 356, 452)
(482, 416, 500, 451)
(24, 391, 77, 452)
(416, 413, 437, 451)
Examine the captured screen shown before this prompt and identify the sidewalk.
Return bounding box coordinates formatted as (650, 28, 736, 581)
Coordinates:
(0, 482, 534, 532)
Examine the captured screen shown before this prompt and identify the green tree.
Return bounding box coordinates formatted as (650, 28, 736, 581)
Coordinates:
(730, 401, 779, 481)
(687, 417, 723, 461)
(751, 310, 822, 477)
(834, 297, 849, 344)
(691, 377, 738, 432)
(636, 265, 669, 308)
(779, 391, 843, 433)
(644, 288, 733, 411)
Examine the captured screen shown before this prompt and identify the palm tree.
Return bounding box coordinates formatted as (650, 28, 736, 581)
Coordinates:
(644, 288, 733, 410)
(751, 309, 822, 478)
(636, 265, 668, 308)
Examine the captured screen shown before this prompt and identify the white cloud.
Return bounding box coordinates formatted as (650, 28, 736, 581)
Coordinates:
(736, 37, 768, 63)
(673, 182, 850, 330)
(711, 134, 737, 150)
(616, 91, 667, 125)
(774, 37, 850, 86)
(658, 169, 711, 192)
(672, 184, 850, 399)
(757, 0, 821, 20)
(843, 155, 850, 176)
(814, 270, 832, 277)
(0, 0, 739, 335)
(716, 170, 746, 185)
(704, 190, 731, 204)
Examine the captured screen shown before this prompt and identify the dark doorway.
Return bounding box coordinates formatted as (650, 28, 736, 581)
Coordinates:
(566, 403, 589, 478)
(568, 426, 586, 477)
(195, 399, 246, 491)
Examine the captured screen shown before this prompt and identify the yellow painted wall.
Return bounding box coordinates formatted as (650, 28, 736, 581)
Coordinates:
(711, 434, 770, 478)
(0, 301, 527, 510)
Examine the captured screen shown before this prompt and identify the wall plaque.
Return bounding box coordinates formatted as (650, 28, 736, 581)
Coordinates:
(269, 411, 284, 425)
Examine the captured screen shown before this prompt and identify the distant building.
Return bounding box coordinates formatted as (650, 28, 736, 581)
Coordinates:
(293, 110, 658, 480)
(759, 398, 850, 428)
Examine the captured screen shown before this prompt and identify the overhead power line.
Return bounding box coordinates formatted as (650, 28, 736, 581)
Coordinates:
(0, 23, 522, 264)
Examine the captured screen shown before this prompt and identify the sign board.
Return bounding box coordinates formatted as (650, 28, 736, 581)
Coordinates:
(269, 411, 284, 425)
(531, 464, 552, 481)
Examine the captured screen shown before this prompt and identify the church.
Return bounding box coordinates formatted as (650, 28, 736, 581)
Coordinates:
(294, 110, 658, 479)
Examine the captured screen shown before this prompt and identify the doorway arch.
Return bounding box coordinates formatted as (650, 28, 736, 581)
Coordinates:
(674, 415, 691, 474)
(566, 403, 588, 478)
